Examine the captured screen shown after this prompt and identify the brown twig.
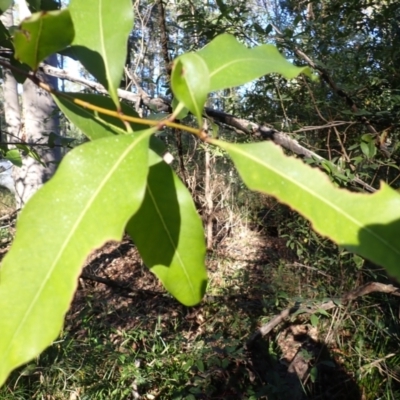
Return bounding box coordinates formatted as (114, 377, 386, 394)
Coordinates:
(8, 61, 376, 192)
(246, 282, 400, 348)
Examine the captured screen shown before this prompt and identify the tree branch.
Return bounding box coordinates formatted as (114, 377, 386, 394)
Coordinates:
(246, 281, 400, 348)
(39, 63, 376, 192)
(271, 24, 389, 157)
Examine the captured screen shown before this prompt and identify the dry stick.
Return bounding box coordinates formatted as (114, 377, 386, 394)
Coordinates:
(272, 24, 390, 157)
(36, 62, 375, 192)
(246, 282, 400, 349)
(205, 108, 376, 193)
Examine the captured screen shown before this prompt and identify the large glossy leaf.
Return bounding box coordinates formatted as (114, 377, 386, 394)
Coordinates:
(13, 9, 74, 70)
(127, 151, 207, 306)
(211, 139, 400, 281)
(197, 33, 313, 91)
(171, 53, 209, 126)
(69, 0, 134, 107)
(53, 93, 147, 140)
(0, 132, 152, 386)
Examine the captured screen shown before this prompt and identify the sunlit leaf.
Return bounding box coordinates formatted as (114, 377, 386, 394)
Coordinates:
(13, 9, 74, 70)
(211, 139, 400, 281)
(69, 0, 134, 107)
(197, 33, 313, 91)
(171, 53, 209, 126)
(127, 150, 207, 306)
(5, 149, 22, 167)
(0, 131, 152, 386)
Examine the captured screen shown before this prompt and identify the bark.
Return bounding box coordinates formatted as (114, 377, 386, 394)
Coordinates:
(39, 63, 376, 193)
(0, 2, 61, 207)
(14, 54, 60, 208)
(0, 7, 20, 195)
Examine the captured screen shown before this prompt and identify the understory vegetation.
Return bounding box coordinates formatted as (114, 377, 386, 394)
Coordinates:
(1, 145, 400, 399)
(1, 0, 400, 399)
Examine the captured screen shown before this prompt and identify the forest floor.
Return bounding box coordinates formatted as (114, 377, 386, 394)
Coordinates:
(1, 202, 400, 399)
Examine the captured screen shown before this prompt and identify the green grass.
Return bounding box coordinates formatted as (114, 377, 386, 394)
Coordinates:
(1, 200, 400, 399)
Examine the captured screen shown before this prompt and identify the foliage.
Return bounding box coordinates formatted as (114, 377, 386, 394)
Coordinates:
(0, 0, 400, 393)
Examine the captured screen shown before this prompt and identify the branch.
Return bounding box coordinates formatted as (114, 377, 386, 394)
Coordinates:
(39, 63, 375, 192)
(205, 108, 376, 193)
(246, 281, 400, 348)
(271, 24, 389, 157)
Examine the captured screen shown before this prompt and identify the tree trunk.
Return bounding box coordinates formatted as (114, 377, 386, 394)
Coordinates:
(14, 58, 60, 208)
(11, 1, 61, 208)
(0, 6, 20, 195)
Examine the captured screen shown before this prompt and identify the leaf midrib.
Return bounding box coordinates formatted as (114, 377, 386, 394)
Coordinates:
(230, 142, 400, 256)
(147, 182, 195, 297)
(4, 134, 147, 362)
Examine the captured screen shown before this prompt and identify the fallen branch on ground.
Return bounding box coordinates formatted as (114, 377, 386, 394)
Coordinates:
(246, 281, 400, 348)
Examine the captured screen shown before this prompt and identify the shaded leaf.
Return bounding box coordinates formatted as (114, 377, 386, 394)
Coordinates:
(310, 314, 319, 327)
(9, 58, 31, 83)
(197, 33, 313, 91)
(13, 9, 74, 70)
(171, 53, 209, 126)
(69, 0, 134, 107)
(127, 151, 207, 306)
(211, 139, 400, 282)
(0, 0, 11, 14)
(0, 20, 12, 48)
(53, 92, 166, 161)
(26, 0, 60, 12)
(0, 132, 152, 386)
(53, 93, 148, 140)
(46, 132, 75, 148)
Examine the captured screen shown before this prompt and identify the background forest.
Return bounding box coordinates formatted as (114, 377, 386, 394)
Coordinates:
(1, 0, 400, 399)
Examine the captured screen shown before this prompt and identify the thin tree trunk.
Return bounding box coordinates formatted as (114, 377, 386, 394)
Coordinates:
(11, 2, 61, 208)
(0, 6, 20, 195)
(14, 58, 60, 207)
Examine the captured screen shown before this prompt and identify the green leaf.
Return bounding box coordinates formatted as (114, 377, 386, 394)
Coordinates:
(0, 132, 152, 386)
(46, 132, 75, 148)
(316, 308, 330, 317)
(9, 58, 31, 83)
(13, 9, 74, 70)
(211, 139, 400, 282)
(172, 97, 189, 120)
(5, 149, 22, 167)
(171, 53, 209, 126)
(53, 93, 148, 140)
(197, 33, 313, 91)
(69, 0, 134, 107)
(0, 0, 12, 15)
(0, 20, 11, 48)
(53, 91, 167, 163)
(15, 143, 44, 166)
(127, 151, 207, 306)
(310, 314, 319, 327)
(310, 366, 318, 383)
